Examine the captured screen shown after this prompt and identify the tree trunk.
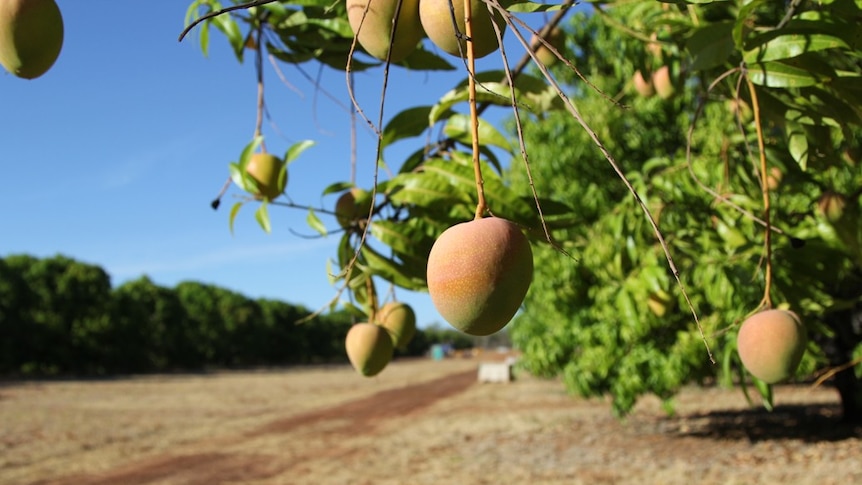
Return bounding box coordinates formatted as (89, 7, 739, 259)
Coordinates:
(821, 307, 862, 423)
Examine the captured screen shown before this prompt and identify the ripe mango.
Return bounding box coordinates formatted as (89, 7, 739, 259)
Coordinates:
(345, 322, 394, 377)
(376, 301, 416, 349)
(419, 0, 504, 59)
(737, 309, 807, 384)
(426, 217, 533, 336)
(347, 0, 424, 62)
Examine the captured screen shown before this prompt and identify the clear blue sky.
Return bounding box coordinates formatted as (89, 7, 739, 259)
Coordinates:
(1, 2, 577, 328)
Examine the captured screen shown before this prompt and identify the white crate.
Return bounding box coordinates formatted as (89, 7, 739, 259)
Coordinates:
(477, 362, 513, 383)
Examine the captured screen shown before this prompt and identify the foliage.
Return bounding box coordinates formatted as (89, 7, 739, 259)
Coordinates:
(507, 3, 862, 415)
(185, 0, 862, 418)
(0, 254, 441, 376)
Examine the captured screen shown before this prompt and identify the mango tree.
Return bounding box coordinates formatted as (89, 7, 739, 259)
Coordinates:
(183, 0, 862, 420)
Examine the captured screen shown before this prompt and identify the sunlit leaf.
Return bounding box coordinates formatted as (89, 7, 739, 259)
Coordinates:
(255, 202, 272, 233)
(443, 114, 513, 153)
(228, 201, 243, 235)
(322, 181, 355, 196)
(747, 59, 826, 88)
(745, 28, 848, 64)
(285, 140, 315, 164)
(307, 208, 327, 236)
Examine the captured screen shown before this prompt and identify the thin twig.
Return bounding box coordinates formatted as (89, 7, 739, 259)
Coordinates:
(179, 0, 280, 42)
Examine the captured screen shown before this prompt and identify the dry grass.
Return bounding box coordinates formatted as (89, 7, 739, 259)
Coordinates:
(1, 356, 860, 485)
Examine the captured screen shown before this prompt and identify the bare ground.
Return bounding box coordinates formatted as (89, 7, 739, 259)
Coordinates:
(1, 356, 860, 485)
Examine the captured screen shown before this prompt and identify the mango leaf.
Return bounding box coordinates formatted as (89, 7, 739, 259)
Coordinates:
(733, 0, 769, 50)
(686, 21, 735, 70)
(751, 377, 774, 411)
(255, 202, 272, 233)
(429, 82, 537, 125)
(209, 13, 245, 62)
(360, 244, 426, 291)
(228, 201, 243, 235)
(423, 157, 534, 220)
(747, 58, 829, 88)
(382, 106, 433, 148)
(387, 171, 471, 206)
(785, 116, 809, 170)
(285, 140, 315, 164)
(443, 114, 513, 153)
(199, 18, 211, 56)
(307, 208, 327, 236)
(322, 181, 355, 196)
(399, 46, 457, 71)
(502, 0, 567, 12)
(744, 28, 848, 64)
(370, 219, 434, 259)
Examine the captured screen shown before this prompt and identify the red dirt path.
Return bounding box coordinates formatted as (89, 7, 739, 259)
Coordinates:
(38, 369, 476, 485)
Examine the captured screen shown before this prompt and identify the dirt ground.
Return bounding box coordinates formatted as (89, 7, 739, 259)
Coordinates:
(1, 355, 860, 485)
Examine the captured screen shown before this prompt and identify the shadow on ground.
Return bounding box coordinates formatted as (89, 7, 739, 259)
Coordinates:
(667, 403, 862, 442)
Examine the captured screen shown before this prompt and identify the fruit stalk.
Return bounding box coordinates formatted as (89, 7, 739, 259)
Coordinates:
(463, 0, 487, 219)
(746, 75, 772, 308)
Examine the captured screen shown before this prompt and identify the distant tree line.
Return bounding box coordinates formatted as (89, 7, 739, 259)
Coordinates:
(0, 254, 473, 376)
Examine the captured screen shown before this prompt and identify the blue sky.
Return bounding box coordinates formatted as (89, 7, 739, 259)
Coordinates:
(1, 1, 576, 328)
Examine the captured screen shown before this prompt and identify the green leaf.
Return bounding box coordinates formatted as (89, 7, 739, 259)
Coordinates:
(751, 377, 774, 412)
(733, 0, 769, 50)
(210, 14, 245, 62)
(239, 136, 264, 167)
(255, 202, 272, 233)
(360, 244, 426, 290)
(382, 106, 433, 148)
(322, 181, 355, 196)
(502, 0, 568, 12)
(229, 162, 244, 191)
(307, 208, 327, 236)
(430, 82, 538, 125)
(370, 219, 434, 259)
(747, 59, 828, 88)
(745, 29, 849, 64)
(228, 201, 243, 235)
(443, 114, 513, 153)
(199, 18, 210, 57)
(686, 21, 735, 70)
(786, 117, 809, 170)
(284, 140, 315, 164)
(387, 171, 471, 207)
(399, 46, 456, 71)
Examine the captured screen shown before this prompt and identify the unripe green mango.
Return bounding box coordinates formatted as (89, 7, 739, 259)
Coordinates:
(427, 217, 533, 336)
(737, 309, 807, 384)
(0, 0, 64, 79)
(245, 153, 287, 201)
(531, 27, 564, 66)
(376, 301, 416, 349)
(347, 0, 424, 62)
(335, 188, 373, 229)
(419, 0, 504, 59)
(345, 322, 394, 377)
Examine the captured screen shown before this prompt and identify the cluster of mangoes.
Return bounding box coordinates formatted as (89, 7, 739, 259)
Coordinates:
(345, 301, 417, 376)
(0, 0, 64, 79)
(346, 0, 506, 62)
